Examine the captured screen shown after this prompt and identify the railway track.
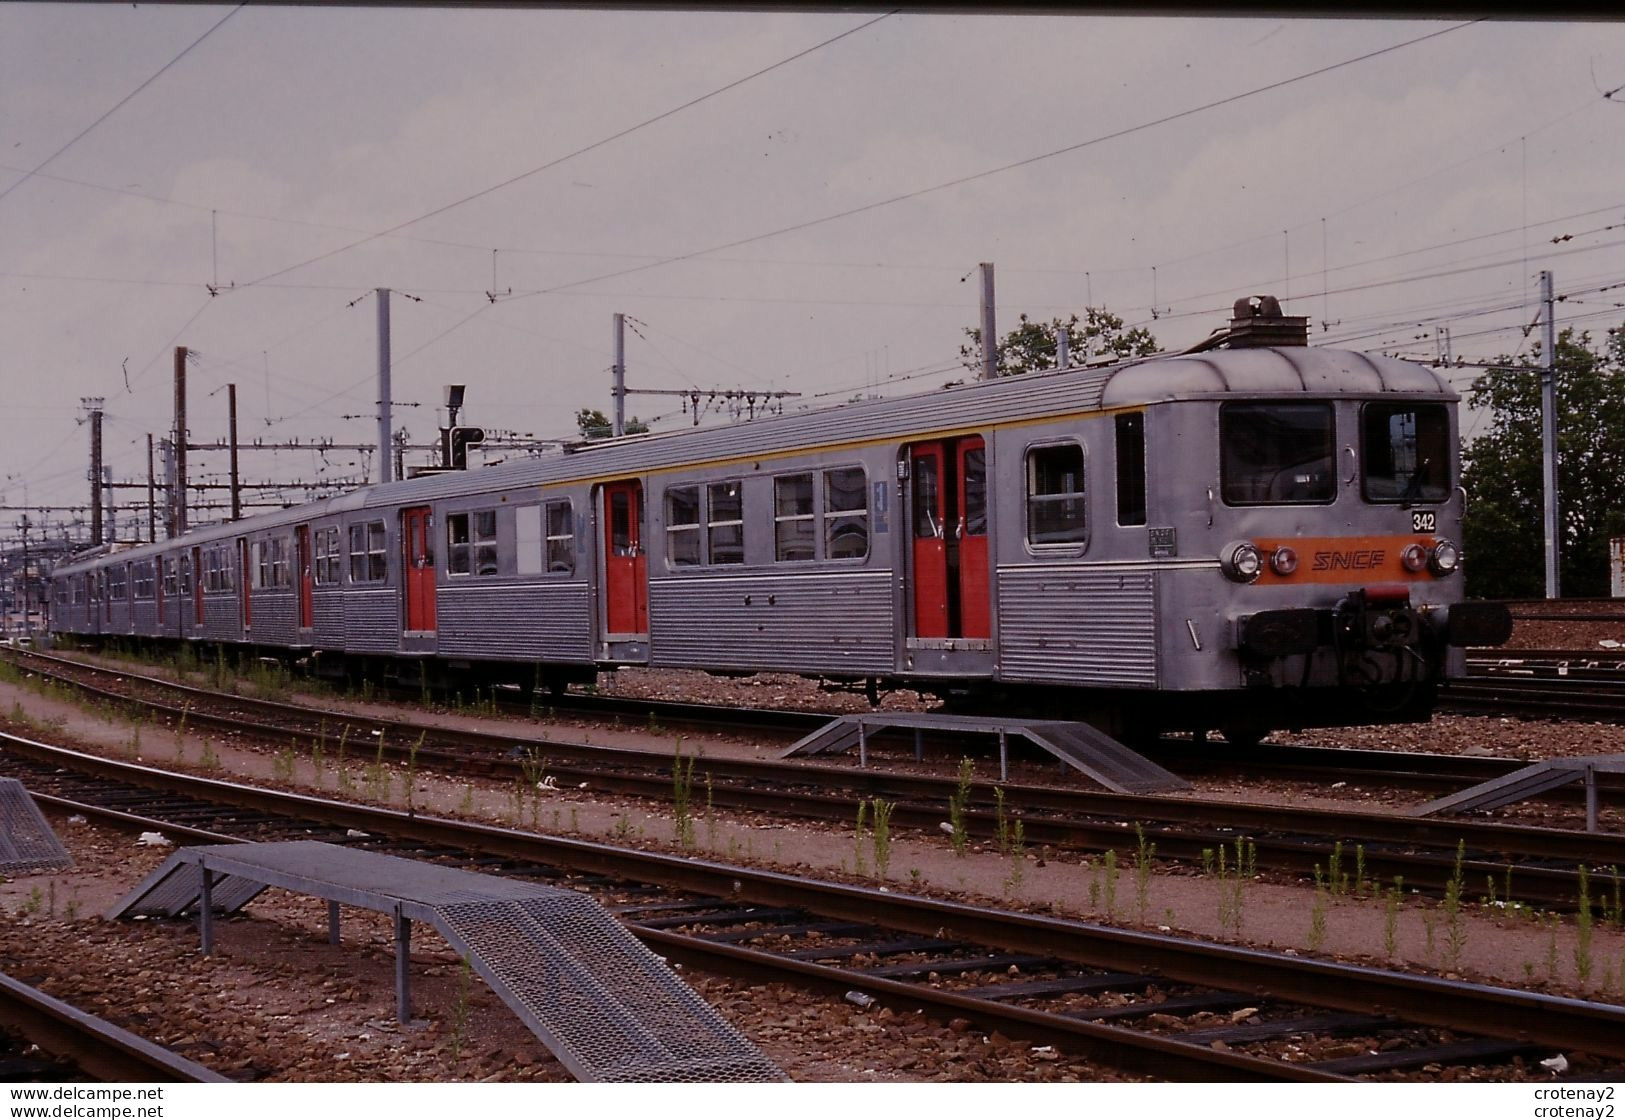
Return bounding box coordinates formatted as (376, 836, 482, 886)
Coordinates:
(0, 970, 227, 1082)
(1, 649, 1619, 913)
(1502, 598, 1625, 625)
(1443, 673, 1625, 722)
(3, 729, 1621, 1083)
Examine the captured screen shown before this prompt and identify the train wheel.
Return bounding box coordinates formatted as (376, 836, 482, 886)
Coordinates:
(1220, 723, 1266, 749)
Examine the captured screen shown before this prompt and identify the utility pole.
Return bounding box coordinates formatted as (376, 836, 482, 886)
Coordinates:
(83, 397, 104, 547)
(228, 383, 241, 521)
(160, 437, 176, 538)
(979, 262, 998, 381)
(104, 466, 114, 544)
(1540, 269, 1560, 599)
(376, 288, 393, 484)
(17, 513, 30, 638)
(612, 312, 626, 437)
(173, 346, 188, 536)
(146, 434, 156, 543)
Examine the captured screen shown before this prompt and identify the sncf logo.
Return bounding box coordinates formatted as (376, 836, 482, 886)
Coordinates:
(1311, 549, 1387, 571)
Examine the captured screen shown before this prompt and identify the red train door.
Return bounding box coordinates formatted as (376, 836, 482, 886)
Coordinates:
(911, 443, 949, 638)
(191, 547, 203, 627)
(956, 437, 990, 640)
(238, 538, 251, 629)
(402, 506, 436, 632)
(910, 436, 989, 642)
(296, 525, 314, 629)
(602, 481, 647, 635)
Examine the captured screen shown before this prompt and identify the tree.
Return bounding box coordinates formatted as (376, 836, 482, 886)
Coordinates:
(1460, 323, 1625, 599)
(575, 408, 648, 440)
(960, 308, 1159, 378)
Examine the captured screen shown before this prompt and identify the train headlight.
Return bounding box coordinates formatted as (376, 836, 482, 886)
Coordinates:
(1221, 541, 1263, 583)
(1268, 546, 1299, 577)
(1429, 538, 1461, 576)
(1400, 543, 1429, 573)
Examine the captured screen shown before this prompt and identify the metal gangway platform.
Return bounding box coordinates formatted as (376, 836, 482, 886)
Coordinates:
(1410, 753, 1623, 832)
(781, 712, 1189, 793)
(109, 840, 785, 1083)
(0, 777, 73, 874)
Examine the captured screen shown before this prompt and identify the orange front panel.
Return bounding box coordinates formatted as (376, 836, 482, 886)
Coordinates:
(1253, 536, 1438, 586)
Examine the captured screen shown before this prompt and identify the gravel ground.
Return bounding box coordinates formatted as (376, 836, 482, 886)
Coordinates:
(0, 820, 1134, 1083)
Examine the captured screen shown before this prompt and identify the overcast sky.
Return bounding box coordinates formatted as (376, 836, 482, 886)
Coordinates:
(3, 5, 1622, 540)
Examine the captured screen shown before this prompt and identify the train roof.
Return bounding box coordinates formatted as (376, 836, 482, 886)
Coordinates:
(54, 343, 1453, 574)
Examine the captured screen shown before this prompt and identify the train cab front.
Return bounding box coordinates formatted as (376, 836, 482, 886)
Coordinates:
(1226, 536, 1513, 724)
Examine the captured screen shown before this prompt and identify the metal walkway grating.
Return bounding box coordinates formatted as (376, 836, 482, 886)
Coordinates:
(1410, 754, 1623, 832)
(0, 778, 73, 874)
(781, 712, 1189, 792)
(109, 841, 784, 1083)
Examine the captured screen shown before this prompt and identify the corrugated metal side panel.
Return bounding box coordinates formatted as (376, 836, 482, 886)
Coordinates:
(436, 583, 593, 661)
(202, 595, 241, 642)
(250, 594, 297, 647)
(649, 571, 893, 674)
(996, 565, 1158, 685)
(343, 589, 398, 653)
(312, 592, 343, 648)
(130, 601, 155, 636)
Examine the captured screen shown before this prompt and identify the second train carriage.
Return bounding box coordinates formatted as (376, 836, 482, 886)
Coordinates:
(47, 298, 1512, 744)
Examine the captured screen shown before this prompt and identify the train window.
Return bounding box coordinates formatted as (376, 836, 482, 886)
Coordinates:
(162, 557, 178, 599)
(707, 481, 744, 566)
(133, 562, 154, 601)
(447, 514, 469, 575)
(447, 510, 500, 577)
(204, 549, 221, 593)
(774, 473, 816, 561)
(108, 566, 128, 601)
(314, 527, 342, 585)
(349, 521, 387, 583)
(963, 446, 988, 537)
(367, 522, 388, 582)
(546, 501, 575, 574)
(1362, 403, 1451, 504)
(1027, 444, 1087, 546)
(515, 506, 542, 576)
(824, 467, 869, 560)
(1220, 403, 1335, 505)
(1115, 413, 1147, 526)
(179, 556, 192, 595)
(666, 486, 702, 567)
(72, 579, 84, 606)
(912, 455, 941, 539)
(254, 539, 287, 589)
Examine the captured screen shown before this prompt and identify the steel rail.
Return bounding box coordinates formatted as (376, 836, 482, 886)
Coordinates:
(5, 728, 1624, 1069)
(0, 970, 229, 1082)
